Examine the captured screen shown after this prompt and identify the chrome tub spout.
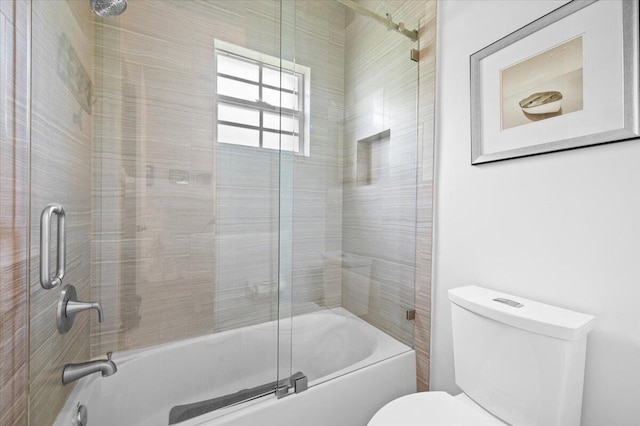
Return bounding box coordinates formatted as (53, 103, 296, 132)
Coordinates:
(62, 352, 117, 385)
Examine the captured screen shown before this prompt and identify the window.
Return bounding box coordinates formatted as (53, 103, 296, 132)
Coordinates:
(214, 41, 310, 156)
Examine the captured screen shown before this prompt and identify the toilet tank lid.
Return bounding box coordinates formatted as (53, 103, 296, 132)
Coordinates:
(448, 286, 596, 341)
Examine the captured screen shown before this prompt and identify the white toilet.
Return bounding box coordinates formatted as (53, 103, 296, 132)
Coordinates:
(369, 285, 596, 426)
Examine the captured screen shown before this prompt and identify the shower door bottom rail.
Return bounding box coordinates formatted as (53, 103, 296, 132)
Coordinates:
(168, 371, 307, 425)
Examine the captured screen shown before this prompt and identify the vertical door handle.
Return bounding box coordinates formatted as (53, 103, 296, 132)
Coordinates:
(40, 203, 66, 289)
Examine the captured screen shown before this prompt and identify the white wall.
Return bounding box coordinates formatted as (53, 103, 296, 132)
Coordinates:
(431, 1, 640, 425)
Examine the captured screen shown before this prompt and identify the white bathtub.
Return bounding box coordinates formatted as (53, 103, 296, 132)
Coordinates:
(55, 308, 416, 426)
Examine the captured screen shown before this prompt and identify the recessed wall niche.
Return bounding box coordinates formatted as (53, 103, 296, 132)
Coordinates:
(357, 129, 390, 187)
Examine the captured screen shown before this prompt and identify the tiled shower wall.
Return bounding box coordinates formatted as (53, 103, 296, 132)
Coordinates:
(91, 0, 227, 354)
(91, 0, 347, 352)
(0, 1, 29, 424)
(342, 0, 419, 346)
(343, 1, 418, 345)
(217, 1, 347, 330)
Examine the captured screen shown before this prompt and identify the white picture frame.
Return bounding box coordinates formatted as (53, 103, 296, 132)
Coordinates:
(470, 0, 639, 165)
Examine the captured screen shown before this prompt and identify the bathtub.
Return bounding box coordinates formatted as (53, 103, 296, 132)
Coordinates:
(55, 308, 416, 426)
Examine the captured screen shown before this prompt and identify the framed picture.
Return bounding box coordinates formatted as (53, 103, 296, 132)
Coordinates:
(470, 0, 639, 165)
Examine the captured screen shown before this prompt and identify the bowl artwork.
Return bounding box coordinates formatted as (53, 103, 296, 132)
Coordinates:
(519, 91, 563, 114)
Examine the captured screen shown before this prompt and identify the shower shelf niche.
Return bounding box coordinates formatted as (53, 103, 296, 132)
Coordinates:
(357, 129, 390, 187)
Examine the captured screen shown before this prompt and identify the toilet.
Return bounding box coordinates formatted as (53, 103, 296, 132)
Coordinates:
(369, 285, 596, 426)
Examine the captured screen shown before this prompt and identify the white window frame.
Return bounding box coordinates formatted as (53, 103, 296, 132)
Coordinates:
(214, 40, 311, 156)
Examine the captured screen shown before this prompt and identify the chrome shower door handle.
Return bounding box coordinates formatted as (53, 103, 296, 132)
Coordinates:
(40, 203, 66, 289)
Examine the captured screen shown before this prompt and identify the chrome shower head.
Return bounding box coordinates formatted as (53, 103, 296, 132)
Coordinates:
(90, 0, 127, 17)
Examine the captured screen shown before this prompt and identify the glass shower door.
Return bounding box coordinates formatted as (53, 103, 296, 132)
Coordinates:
(286, 0, 420, 392)
(28, 2, 96, 423)
(29, 0, 296, 423)
(275, 0, 297, 397)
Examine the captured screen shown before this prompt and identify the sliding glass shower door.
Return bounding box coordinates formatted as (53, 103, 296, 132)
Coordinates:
(285, 0, 420, 391)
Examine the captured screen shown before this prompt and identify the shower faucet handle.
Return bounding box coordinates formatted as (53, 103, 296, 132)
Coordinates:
(67, 300, 103, 322)
(57, 285, 103, 333)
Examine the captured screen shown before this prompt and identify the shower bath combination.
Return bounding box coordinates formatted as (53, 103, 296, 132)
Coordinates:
(23, 0, 426, 424)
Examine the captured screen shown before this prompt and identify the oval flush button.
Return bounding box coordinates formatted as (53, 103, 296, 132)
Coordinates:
(493, 297, 524, 308)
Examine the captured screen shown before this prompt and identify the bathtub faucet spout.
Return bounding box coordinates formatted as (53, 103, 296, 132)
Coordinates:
(62, 352, 117, 385)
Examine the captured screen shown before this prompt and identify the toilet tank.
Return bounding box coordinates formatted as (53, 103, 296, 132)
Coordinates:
(449, 286, 595, 426)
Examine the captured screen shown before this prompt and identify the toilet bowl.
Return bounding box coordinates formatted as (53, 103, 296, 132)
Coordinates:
(369, 392, 505, 426)
(368, 286, 596, 426)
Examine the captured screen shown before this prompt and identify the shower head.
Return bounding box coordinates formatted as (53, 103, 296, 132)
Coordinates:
(90, 0, 127, 17)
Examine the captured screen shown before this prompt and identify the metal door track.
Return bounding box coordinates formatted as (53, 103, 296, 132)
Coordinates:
(169, 372, 307, 425)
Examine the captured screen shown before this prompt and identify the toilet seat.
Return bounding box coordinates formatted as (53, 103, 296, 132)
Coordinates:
(367, 392, 507, 426)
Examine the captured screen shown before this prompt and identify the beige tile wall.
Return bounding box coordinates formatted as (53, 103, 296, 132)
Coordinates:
(289, 1, 345, 314)
(91, 0, 348, 347)
(91, 0, 225, 353)
(0, 1, 30, 424)
(91, 0, 290, 351)
(214, 0, 348, 330)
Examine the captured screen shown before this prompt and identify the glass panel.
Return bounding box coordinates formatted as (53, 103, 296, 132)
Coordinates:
(262, 66, 279, 88)
(217, 76, 259, 101)
(29, 1, 97, 422)
(280, 134, 299, 152)
(263, 132, 299, 152)
(217, 124, 260, 147)
(263, 66, 298, 91)
(277, 0, 296, 399)
(263, 132, 279, 150)
(264, 112, 299, 133)
(281, 72, 299, 92)
(288, 0, 419, 391)
(217, 53, 260, 82)
(218, 103, 260, 127)
(263, 87, 297, 110)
